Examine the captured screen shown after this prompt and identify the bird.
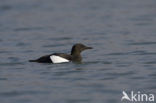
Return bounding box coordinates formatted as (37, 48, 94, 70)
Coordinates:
(29, 43, 92, 63)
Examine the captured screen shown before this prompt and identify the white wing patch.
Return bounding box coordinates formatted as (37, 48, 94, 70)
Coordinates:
(50, 55, 69, 63)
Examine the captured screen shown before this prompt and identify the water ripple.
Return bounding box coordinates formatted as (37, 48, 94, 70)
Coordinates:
(0, 5, 12, 11)
(14, 27, 44, 32)
(128, 42, 156, 45)
(0, 62, 24, 66)
(0, 90, 48, 97)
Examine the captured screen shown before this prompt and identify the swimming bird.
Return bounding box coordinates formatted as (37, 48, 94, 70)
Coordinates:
(29, 43, 92, 63)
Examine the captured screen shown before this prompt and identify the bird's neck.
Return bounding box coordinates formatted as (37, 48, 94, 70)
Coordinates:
(71, 49, 81, 56)
(71, 52, 80, 56)
(71, 52, 82, 62)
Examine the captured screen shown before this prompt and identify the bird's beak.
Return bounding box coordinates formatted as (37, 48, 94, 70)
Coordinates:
(85, 46, 93, 49)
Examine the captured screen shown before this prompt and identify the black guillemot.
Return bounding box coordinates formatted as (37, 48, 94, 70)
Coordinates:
(29, 43, 92, 63)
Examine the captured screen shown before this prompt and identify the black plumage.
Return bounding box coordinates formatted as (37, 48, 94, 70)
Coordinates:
(29, 43, 92, 63)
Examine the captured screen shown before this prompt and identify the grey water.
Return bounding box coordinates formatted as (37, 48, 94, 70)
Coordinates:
(0, 0, 156, 103)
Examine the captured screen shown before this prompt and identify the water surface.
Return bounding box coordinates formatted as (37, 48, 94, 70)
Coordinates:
(0, 0, 156, 103)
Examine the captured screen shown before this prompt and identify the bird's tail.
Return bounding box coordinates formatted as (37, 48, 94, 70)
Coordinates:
(29, 60, 37, 62)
